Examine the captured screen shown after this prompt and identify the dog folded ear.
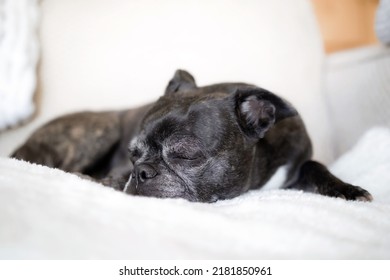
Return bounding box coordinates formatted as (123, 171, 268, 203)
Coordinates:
(164, 69, 197, 95)
(234, 88, 297, 138)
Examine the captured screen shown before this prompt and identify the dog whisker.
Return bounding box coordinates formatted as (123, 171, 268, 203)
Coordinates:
(123, 173, 132, 193)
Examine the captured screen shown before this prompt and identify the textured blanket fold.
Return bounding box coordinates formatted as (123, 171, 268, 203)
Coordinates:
(0, 128, 389, 259)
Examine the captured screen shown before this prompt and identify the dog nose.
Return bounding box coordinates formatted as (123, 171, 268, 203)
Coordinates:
(135, 163, 158, 182)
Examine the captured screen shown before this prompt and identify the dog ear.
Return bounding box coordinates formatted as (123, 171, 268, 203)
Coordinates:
(164, 69, 197, 95)
(234, 87, 297, 138)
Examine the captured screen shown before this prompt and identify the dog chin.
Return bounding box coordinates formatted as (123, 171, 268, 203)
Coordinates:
(124, 179, 190, 200)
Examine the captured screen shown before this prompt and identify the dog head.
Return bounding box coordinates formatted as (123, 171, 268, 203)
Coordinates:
(124, 70, 296, 202)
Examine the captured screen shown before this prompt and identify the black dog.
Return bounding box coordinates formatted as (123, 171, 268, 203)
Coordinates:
(12, 70, 373, 202)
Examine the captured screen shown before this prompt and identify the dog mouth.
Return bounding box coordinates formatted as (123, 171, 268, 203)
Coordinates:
(122, 172, 201, 201)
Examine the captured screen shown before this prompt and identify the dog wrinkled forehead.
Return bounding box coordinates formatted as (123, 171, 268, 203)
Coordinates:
(136, 93, 238, 153)
(128, 119, 177, 156)
(129, 136, 147, 153)
(142, 91, 231, 125)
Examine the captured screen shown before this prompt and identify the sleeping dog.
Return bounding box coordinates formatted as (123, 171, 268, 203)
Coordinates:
(12, 70, 373, 202)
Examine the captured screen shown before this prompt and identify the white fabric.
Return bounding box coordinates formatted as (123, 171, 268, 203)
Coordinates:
(0, 0, 39, 130)
(0, 127, 389, 259)
(376, 0, 390, 44)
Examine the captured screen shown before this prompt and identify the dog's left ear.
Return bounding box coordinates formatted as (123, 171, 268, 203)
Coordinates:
(164, 69, 197, 95)
(234, 88, 297, 138)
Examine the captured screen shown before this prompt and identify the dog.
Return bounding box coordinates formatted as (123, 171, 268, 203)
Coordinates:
(12, 70, 373, 202)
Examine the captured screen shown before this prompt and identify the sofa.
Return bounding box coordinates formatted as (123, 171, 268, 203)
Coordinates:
(0, 0, 389, 259)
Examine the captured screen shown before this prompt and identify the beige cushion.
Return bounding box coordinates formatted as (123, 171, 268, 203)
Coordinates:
(0, 0, 333, 163)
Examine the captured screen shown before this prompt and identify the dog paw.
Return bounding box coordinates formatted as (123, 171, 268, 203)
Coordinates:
(321, 183, 373, 202)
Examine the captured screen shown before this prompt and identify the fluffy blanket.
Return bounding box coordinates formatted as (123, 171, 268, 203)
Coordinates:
(0, 128, 389, 259)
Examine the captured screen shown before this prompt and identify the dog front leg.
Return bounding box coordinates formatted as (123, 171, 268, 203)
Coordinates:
(286, 160, 373, 201)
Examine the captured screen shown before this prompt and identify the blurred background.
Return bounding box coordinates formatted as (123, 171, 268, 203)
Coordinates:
(312, 0, 390, 158)
(313, 0, 379, 53)
(0, 0, 389, 164)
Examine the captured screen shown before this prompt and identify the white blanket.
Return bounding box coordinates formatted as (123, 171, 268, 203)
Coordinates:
(0, 128, 389, 259)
